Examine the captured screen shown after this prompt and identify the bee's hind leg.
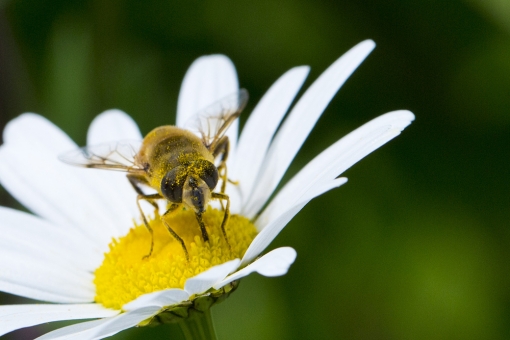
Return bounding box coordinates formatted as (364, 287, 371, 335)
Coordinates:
(212, 192, 232, 253)
(162, 203, 190, 262)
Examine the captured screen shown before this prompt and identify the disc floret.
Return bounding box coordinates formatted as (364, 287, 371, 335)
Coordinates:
(94, 207, 257, 310)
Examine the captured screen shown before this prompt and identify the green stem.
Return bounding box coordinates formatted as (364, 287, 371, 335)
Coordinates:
(179, 309, 218, 340)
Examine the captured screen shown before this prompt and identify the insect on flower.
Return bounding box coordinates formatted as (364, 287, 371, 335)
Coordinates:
(59, 89, 249, 261)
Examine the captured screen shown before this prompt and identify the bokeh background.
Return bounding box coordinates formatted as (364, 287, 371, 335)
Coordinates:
(1, 0, 509, 339)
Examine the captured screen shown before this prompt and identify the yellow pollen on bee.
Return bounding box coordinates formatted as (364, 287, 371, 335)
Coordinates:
(94, 208, 257, 310)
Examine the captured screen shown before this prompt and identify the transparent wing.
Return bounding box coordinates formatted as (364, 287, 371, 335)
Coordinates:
(58, 140, 144, 173)
(184, 89, 249, 150)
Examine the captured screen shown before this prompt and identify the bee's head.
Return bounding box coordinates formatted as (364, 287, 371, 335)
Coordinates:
(160, 160, 218, 213)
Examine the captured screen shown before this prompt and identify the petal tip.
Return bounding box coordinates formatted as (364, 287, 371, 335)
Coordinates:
(293, 65, 311, 74)
(3, 113, 46, 142)
(189, 54, 235, 71)
(96, 108, 130, 118)
(353, 39, 376, 56)
(363, 39, 376, 48)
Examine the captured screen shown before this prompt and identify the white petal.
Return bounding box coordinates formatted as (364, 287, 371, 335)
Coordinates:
(242, 40, 376, 218)
(0, 247, 95, 303)
(0, 247, 94, 303)
(37, 318, 108, 340)
(0, 190, 99, 305)
(36, 306, 160, 340)
(85, 110, 144, 236)
(0, 304, 118, 337)
(86, 109, 143, 143)
(300, 177, 348, 204)
(215, 247, 297, 288)
(176, 55, 240, 155)
(0, 282, 90, 306)
(255, 177, 348, 233)
(0, 206, 97, 271)
(0, 114, 129, 249)
(2, 114, 76, 152)
(230, 66, 310, 207)
(184, 259, 241, 296)
(123, 289, 190, 311)
(259, 110, 414, 225)
(242, 202, 308, 265)
(0, 146, 114, 250)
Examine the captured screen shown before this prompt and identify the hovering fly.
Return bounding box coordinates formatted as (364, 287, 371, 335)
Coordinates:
(60, 89, 249, 261)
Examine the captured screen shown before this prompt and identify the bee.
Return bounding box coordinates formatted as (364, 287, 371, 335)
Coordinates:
(60, 89, 249, 261)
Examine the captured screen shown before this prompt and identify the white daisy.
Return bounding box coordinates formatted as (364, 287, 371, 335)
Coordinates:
(0, 39, 414, 339)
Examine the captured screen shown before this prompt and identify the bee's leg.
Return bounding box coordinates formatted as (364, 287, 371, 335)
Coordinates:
(211, 192, 232, 253)
(161, 203, 189, 262)
(212, 136, 230, 196)
(128, 175, 159, 211)
(195, 212, 210, 243)
(135, 193, 162, 259)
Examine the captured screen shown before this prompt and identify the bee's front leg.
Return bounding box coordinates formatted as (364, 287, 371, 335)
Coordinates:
(162, 203, 189, 262)
(134, 193, 163, 259)
(128, 174, 159, 210)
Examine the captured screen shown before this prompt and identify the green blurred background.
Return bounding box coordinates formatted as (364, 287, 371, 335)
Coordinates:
(1, 0, 509, 339)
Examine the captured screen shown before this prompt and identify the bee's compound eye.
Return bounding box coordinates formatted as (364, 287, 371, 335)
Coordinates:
(196, 160, 218, 190)
(161, 166, 185, 203)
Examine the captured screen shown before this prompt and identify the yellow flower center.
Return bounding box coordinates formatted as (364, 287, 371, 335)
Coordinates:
(94, 207, 257, 310)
